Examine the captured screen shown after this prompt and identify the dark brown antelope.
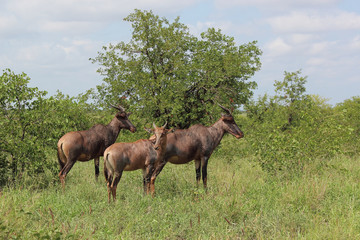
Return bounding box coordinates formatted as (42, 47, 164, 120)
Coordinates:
(151, 105, 244, 189)
(104, 122, 169, 202)
(57, 105, 136, 188)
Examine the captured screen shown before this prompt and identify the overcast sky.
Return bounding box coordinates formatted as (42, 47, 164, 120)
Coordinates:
(1, 0, 359, 105)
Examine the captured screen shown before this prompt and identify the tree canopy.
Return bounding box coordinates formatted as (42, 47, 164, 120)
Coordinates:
(91, 9, 262, 128)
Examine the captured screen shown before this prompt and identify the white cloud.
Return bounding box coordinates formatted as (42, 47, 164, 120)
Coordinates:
(349, 35, 360, 50)
(214, 0, 340, 9)
(307, 41, 336, 55)
(306, 57, 329, 66)
(40, 21, 103, 34)
(0, 0, 359, 104)
(268, 11, 360, 33)
(0, 15, 17, 31)
(289, 34, 316, 44)
(5, 0, 200, 21)
(264, 37, 292, 56)
(1, 0, 202, 38)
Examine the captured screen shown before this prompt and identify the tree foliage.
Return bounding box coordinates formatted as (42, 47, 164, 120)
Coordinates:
(0, 69, 48, 184)
(274, 70, 308, 130)
(0, 69, 93, 187)
(335, 96, 360, 137)
(91, 9, 261, 128)
(244, 71, 359, 174)
(274, 70, 307, 104)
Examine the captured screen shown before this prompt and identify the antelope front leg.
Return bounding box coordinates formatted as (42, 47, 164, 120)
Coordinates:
(143, 165, 155, 196)
(154, 160, 167, 178)
(142, 169, 150, 195)
(201, 157, 209, 189)
(150, 175, 156, 197)
(94, 157, 100, 181)
(195, 160, 201, 187)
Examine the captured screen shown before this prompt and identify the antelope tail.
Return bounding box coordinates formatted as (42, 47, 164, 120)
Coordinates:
(57, 143, 66, 170)
(104, 152, 114, 184)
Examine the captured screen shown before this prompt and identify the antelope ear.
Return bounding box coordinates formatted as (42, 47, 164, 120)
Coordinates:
(149, 135, 156, 144)
(168, 128, 176, 133)
(222, 115, 233, 121)
(144, 127, 153, 134)
(118, 112, 126, 118)
(220, 114, 229, 121)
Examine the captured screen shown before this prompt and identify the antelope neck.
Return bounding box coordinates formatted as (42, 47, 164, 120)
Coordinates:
(108, 117, 123, 133)
(156, 139, 167, 158)
(208, 120, 226, 148)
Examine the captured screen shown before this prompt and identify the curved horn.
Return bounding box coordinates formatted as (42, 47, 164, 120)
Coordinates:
(110, 104, 125, 112)
(153, 122, 157, 129)
(162, 121, 167, 129)
(218, 104, 231, 114)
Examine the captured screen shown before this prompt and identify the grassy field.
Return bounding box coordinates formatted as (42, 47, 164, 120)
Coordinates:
(1, 138, 360, 239)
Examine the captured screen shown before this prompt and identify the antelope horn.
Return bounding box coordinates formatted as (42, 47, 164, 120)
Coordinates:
(110, 104, 125, 112)
(162, 121, 167, 129)
(153, 122, 157, 129)
(218, 104, 231, 114)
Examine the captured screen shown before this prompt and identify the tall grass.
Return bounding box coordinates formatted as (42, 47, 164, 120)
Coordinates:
(1, 140, 360, 239)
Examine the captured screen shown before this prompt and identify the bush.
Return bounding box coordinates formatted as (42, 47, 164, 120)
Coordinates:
(0, 69, 94, 187)
(243, 94, 358, 175)
(334, 96, 360, 155)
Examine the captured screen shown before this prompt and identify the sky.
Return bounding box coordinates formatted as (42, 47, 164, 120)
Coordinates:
(1, 0, 359, 105)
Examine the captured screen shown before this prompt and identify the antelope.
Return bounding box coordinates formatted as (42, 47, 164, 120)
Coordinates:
(151, 105, 244, 189)
(57, 105, 136, 188)
(104, 122, 169, 202)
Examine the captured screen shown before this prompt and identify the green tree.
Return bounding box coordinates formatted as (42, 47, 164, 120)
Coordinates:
(91, 9, 261, 128)
(0, 69, 94, 186)
(30, 91, 94, 148)
(0, 69, 48, 184)
(274, 70, 307, 104)
(274, 70, 307, 130)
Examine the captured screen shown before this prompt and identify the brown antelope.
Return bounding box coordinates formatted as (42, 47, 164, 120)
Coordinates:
(57, 105, 136, 188)
(151, 105, 244, 189)
(104, 122, 168, 202)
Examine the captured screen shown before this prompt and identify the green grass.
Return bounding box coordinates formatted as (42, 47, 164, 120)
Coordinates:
(1, 146, 360, 239)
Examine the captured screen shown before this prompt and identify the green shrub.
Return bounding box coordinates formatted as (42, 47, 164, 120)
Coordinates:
(0, 69, 95, 187)
(244, 93, 355, 175)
